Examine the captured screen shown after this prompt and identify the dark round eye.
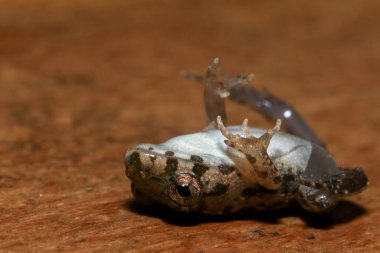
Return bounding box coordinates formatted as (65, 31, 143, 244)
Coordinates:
(169, 174, 201, 207)
(176, 184, 191, 198)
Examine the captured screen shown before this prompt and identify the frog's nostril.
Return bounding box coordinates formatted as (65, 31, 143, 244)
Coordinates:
(130, 151, 142, 168)
(125, 151, 143, 177)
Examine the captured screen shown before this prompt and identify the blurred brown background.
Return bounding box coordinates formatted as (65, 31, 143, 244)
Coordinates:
(0, 1, 379, 252)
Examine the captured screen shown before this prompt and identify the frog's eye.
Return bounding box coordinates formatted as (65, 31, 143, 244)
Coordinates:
(169, 174, 201, 207)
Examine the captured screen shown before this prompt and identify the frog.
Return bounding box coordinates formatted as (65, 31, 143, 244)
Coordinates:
(125, 58, 368, 215)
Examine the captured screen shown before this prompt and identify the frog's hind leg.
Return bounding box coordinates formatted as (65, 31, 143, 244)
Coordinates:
(183, 58, 247, 130)
(200, 58, 229, 129)
(182, 60, 324, 146)
(296, 167, 368, 213)
(204, 58, 229, 124)
(300, 167, 368, 196)
(331, 167, 368, 196)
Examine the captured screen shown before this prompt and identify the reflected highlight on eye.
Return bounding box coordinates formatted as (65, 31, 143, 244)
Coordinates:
(169, 173, 201, 207)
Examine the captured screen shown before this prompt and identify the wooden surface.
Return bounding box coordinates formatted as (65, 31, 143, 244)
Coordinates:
(1, 1, 379, 252)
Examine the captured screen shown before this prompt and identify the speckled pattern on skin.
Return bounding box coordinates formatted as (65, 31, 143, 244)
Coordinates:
(125, 59, 368, 215)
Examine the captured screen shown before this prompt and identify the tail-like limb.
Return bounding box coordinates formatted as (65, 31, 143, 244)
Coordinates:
(182, 58, 324, 147)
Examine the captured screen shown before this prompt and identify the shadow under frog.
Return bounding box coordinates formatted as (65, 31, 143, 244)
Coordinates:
(125, 199, 367, 229)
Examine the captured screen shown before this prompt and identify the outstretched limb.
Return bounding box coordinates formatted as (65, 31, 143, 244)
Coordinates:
(217, 116, 282, 190)
(182, 58, 254, 129)
(182, 59, 325, 147)
(204, 58, 229, 125)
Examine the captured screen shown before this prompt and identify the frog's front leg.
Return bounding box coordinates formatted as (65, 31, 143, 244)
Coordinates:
(227, 83, 325, 147)
(217, 116, 282, 190)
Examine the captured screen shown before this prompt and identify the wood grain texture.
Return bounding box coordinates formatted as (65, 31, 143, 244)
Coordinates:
(0, 1, 379, 252)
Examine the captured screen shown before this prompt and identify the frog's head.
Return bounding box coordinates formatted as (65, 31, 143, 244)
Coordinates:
(125, 145, 205, 212)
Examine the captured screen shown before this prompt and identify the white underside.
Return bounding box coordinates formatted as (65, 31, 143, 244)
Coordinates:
(137, 126, 312, 172)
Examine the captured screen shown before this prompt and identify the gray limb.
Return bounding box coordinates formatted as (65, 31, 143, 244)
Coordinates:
(183, 58, 228, 128)
(204, 58, 228, 125)
(182, 61, 325, 147)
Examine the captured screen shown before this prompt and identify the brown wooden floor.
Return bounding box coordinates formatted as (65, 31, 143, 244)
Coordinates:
(1, 1, 379, 252)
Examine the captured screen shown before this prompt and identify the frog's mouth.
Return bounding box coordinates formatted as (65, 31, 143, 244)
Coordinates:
(125, 148, 174, 207)
(130, 183, 158, 206)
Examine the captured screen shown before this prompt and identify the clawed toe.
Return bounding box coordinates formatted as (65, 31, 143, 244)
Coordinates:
(217, 115, 282, 190)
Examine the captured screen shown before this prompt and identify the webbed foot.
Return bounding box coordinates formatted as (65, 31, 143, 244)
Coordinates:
(217, 116, 282, 190)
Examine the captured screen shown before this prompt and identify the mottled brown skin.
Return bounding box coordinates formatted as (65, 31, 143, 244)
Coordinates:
(125, 147, 297, 215)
